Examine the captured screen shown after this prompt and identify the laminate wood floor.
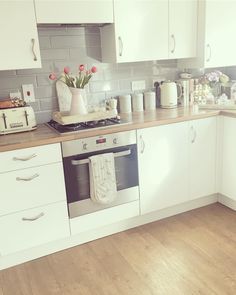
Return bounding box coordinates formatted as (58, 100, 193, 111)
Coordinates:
(1, 203, 236, 295)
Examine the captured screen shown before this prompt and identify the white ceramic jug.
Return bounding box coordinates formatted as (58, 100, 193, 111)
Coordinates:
(159, 80, 182, 109)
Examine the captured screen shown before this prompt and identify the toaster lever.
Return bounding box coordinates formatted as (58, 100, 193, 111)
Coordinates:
(2, 112, 7, 129)
(24, 110, 29, 126)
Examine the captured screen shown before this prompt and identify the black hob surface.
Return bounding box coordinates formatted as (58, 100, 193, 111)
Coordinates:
(47, 117, 126, 134)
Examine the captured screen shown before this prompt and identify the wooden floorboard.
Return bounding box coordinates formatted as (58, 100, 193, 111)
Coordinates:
(1, 203, 236, 295)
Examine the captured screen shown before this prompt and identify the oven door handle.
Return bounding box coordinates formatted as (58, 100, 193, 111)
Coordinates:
(71, 149, 131, 166)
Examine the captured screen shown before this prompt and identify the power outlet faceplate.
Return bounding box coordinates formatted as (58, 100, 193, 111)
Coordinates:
(131, 80, 146, 91)
(22, 84, 35, 102)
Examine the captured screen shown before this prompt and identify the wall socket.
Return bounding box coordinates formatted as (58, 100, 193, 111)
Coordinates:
(22, 84, 35, 102)
(131, 80, 146, 91)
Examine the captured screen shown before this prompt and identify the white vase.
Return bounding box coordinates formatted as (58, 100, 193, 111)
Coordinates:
(69, 87, 88, 116)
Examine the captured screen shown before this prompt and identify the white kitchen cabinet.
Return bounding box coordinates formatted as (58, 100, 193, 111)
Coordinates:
(101, 0, 197, 63)
(179, 0, 236, 68)
(169, 0, 197, 59)
(34, 0, 113, 24)
(101, 0, 169, 63)
(0, 201, 70, 256)
(221, 116, 236, 200)
(0, 143, 70, 256)
(137, 122, 189, 214)
(138, 117, 217, 214)
(0, 0, 41, 71)
(189, 117, 217, 200)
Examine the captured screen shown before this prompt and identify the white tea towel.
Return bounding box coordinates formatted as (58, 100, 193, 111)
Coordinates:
(89, 153, 117, 204)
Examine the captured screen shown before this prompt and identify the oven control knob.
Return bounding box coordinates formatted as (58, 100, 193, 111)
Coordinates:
(113, 138, 118, 145)
(82, 143, 88, 150)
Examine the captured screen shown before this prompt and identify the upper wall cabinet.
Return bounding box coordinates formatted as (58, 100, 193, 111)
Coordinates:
(100, 0, 197, 63)
(179, 0, 236, 69)
(34, 0, 113, 24)
(0, 0, 41, 71)
(101, 0, 169, 63)
(169, 0, 197, 59)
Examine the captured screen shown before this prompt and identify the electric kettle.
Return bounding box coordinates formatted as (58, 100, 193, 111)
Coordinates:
(158, 80, 182, 109)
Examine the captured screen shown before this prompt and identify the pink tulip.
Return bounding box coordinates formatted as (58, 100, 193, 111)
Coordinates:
(79, 64, 85, 71)
(64, 67, 70, 74)
(49, 73, 57, 80)
(91, 66, 97, 73)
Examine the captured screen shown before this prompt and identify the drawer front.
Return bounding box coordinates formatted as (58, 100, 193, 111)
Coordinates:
(0, 163, 66, 216)
(70, 201, 140, 235)
(0, 143, 62, 173)
(0, 201, 70, 256)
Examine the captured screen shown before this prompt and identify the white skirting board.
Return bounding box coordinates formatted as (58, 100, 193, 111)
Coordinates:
(218, 193, 236, 210)
(0, 194, 219, 270)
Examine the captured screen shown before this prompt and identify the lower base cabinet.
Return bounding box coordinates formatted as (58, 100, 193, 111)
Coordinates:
(138, 117, 217, 214)
(0, 201, 70, 256)
(221, 116, 236, 200)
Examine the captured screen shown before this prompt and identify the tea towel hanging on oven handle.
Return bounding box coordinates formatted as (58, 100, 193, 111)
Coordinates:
(89, 152, 117, 204)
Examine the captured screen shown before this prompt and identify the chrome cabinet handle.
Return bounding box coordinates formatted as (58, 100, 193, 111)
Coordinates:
(16, 173, 39, 182)
(140, 135, 145, 154)
(22, 212, 44, 222)
(13, 153, 37, 161)
(190, 126, 197, 143)
(118, 36, 123, 57)
(206, 44, 211, 62)
(170, 34, 176, 54)
(31, 38, 37, 61)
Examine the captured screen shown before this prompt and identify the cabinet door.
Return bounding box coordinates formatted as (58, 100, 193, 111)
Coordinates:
(35, 0, 113, 23)
(101, 0, 168, 63)
(138, 122, 189, 214)
(189, 117, 217, 200)
(169, 0, 197, 59)
(0, 0, 41, 71)
(204, 1, 236, 68)
(221, 116, 236, 200)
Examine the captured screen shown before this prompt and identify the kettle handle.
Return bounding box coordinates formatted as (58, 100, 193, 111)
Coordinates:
(176, 82, 183, 99)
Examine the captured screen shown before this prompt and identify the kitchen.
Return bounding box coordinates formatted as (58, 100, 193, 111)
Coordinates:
(1, 0, 236, 294)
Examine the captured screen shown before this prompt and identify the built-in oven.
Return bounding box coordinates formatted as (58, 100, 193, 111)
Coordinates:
(61, 130, 139, 218)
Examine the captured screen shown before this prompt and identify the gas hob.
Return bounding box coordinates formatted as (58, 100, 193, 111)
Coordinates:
(47, 117, 129, 135)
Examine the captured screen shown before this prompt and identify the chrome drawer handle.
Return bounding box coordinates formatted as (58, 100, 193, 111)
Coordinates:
(118, 36, 123, 57)
(16, 173, 39, 182)
(140, 135, 145, 154)
(31, 38, 37, 61)
(13, 153, 37, 161)
(22, 212, 44, 221)
(170, 34, 176, 54)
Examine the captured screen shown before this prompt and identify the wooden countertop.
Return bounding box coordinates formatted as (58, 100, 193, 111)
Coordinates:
(0, 106, 234, 152)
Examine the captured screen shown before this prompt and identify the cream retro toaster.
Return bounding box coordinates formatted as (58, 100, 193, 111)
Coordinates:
(0, 106, 37, 135)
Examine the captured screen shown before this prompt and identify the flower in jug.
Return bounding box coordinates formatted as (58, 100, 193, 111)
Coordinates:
(49, 64, 97, 89)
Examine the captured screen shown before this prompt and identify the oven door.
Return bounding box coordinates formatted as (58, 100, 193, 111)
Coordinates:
(63, 144, 139, 217)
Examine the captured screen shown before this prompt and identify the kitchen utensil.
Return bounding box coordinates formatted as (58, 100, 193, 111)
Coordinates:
(158, 80, 182, 108)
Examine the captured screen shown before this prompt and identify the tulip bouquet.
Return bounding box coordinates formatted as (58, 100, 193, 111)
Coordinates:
(49, 64, 97, 89)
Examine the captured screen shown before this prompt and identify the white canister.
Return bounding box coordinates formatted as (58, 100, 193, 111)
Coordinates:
(119, 94, 132, 113)
(132, 93, 143, 112)
(144, 92, 156, 111)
